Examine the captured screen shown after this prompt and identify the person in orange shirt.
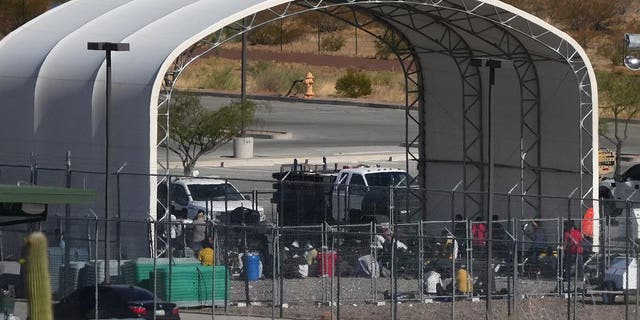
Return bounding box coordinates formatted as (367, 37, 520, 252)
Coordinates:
(581, 207, 594, 255)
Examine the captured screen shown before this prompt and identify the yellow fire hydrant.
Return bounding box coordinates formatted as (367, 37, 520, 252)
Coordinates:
(303, 72, 314, 99)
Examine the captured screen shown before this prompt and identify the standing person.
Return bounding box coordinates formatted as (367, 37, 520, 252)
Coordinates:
(491, 214, 506, 259)
(525, 220, 546, 275)
(453, 214, 467, 253)
(190, 210, 207, 254)
(581, 207, 594, 255)
(472, 216, 487, 259)
(563, 221, 583, 280)
(169, 214, 185, 256)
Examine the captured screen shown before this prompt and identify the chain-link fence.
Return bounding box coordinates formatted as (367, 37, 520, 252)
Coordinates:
(4, 214, 639, 320)
(2, 160, 640, 319)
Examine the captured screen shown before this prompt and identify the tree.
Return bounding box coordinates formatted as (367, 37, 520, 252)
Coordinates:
(164, 93, 257, 175)
(549, 0, 629, 49)
(598, 19, 640, 67)
(598, 70, 640, 177)
(0, 0, 51, 34)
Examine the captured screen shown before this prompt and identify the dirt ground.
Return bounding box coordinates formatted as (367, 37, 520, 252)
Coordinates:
(190, 296, 640, 320)
(179, 276, 639, 320)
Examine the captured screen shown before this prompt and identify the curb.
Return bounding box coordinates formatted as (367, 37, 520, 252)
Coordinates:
(187, 152, 408, 169)
(244, 129, 293, 140)
(181, 90, 406, 110)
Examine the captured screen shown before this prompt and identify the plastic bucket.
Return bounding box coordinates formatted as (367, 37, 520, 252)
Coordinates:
(244, 254, 261, 281)
(317, 251, 337, 277)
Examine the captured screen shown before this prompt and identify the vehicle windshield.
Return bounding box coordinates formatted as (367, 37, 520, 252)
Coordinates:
(365, 172, 412, 187)
(188, 183, 245, 201)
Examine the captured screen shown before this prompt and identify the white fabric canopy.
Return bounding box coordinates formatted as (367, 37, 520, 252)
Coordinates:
(0, 0, 598, 254)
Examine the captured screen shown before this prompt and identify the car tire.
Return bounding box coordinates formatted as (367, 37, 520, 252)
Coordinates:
(602, 281, 617, 304)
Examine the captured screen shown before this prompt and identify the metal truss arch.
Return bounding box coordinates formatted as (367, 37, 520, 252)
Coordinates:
(412, 5, 543, 219)
(412, 0, 594, 210)
(150, 0, 592, 252)
(356, 3, 485, 220)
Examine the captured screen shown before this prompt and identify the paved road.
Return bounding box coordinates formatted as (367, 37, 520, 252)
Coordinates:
(164, 96, 419, 180)
(198, 96, 418, 158)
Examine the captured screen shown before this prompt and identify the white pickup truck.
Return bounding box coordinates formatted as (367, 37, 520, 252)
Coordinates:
(331, 166, 418, 223)
(273, 164, 421, 225)
(158, 178, 265, 222)
(599, 164, 640, 217)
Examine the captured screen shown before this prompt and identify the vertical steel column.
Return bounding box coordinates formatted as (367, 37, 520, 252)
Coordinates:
(63, 150, 72, 297)
(104, 48, 112, 284)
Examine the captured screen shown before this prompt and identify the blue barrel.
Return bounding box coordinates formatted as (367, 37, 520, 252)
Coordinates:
(244, 254, 261, 281)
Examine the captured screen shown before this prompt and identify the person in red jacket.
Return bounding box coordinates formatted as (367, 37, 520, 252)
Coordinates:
(472, 216, 487, 259)
(563, 221, 583, 280)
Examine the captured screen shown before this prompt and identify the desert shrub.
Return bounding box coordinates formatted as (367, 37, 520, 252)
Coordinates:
(320, 34, 346, 52)
(299, 11, 347, 32)
(247, 23, 304, 45)
(375, 31, 408, 59)
(335, 69, 372, 98)
(250, 61, 302, 93)
(205, 66, 240, 91)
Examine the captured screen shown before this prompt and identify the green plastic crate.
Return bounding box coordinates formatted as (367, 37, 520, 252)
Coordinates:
(121, 258, 199, 288)
(151, 265, 230, 307)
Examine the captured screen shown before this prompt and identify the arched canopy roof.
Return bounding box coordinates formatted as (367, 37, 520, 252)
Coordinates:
(0, 0, 598, 229)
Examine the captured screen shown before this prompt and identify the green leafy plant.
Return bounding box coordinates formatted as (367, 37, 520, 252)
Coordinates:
(205, 66, 240, 91)
(335, 69, 372, 98)
(163, 93, 259, 175)
(598, 70, 640, 177)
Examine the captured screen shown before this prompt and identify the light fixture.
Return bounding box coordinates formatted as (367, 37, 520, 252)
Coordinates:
(623, 33, 640, 70)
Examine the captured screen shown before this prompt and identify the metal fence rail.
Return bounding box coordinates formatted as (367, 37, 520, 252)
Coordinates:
(3, 212, 639, 320)
(1, 159, 639, 319)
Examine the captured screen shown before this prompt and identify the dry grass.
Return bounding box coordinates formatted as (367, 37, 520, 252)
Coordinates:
(175, 54, 407, 104)
(224, 25, 384, 58)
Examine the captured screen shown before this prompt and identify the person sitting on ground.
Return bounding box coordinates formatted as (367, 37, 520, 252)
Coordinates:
(305, 242, 318, 266)
(455, 266, 473, 295)
(424, 267, 445, 296)
(198, 238, 214, 266)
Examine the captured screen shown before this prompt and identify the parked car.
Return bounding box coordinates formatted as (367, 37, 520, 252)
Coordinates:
(54, 284, 179, 320)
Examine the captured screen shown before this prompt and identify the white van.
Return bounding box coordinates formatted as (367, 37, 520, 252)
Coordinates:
(157, 178, 265, 221)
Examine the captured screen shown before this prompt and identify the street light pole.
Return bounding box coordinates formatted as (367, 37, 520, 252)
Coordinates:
(471, 58, 502, 319)
(88, 42, 130, 284)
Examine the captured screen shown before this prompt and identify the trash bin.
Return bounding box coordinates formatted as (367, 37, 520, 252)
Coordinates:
(317, 251, 337, 277)
(243, 253, 261, 281)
